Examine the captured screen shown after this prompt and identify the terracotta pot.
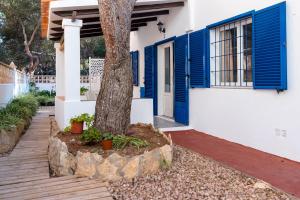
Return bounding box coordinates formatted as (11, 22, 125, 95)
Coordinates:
(102, 140, 113, 150)
(70, 121, 84, 134)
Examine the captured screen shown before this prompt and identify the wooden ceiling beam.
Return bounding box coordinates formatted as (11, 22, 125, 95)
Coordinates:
(134, 2, 184, 11)
(52, 16, 157, 27)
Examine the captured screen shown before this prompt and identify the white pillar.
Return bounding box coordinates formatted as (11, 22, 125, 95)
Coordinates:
(54, 42, 64, 97)
(62, 19, 82, 102)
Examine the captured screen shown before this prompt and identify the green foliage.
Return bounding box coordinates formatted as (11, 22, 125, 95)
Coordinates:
(69, 113, 94, 126)
(64, 126, 71, 133)
(5, 103, 32, 120)
(103, 132, 114, 141)
(10, 95, 39, 115)
(80, 87, 88, 95)
(113, 135, 149, 150)
(0, 108, 22, 130)
(0, 95, 38, 130)
(80, 127, 102, 144)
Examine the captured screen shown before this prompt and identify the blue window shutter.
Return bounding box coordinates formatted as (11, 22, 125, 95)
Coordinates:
(131, 51, 139, 86)
(189, 28, 210, 88)
(253, 2, 287, 90)
(144, 46, 154, 98)
(174, 34, 189, 125)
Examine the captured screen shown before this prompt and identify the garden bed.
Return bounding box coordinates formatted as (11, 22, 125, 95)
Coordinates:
(56, 124, 169, 157)
(49, 119, 173, 181)
(0, 95, 38, 154)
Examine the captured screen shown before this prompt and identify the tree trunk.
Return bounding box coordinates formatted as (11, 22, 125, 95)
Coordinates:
(94, 0, 136, 134)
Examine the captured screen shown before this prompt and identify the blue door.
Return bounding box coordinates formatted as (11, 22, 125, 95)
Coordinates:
(174, 34, 189, 125)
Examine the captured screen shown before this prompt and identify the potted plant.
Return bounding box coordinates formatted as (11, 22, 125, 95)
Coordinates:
(102, 132, 113, 150)
(70, 115, 85, 134)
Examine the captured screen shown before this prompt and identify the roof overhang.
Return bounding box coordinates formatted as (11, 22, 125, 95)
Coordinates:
(41, 0, 185, 41)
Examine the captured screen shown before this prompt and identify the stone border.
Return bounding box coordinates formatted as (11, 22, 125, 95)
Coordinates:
(0, 118, 31, 154)
(48, 124, 173, 181)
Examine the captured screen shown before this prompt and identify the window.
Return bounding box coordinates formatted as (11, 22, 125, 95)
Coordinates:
(210, 17, 252, 87)
(164, 47, 171, 93)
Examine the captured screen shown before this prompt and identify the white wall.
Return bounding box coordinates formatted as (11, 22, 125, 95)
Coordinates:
(130, 0, 300, 162)
(55, 98, 154, 129)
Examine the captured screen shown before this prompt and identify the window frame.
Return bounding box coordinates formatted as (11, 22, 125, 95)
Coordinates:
(207, 11, 255, 89)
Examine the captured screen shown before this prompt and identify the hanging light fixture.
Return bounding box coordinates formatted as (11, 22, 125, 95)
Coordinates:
(157, 21, 166, 34)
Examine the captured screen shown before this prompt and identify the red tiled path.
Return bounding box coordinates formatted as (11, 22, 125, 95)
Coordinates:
(168, 130, 300, 198)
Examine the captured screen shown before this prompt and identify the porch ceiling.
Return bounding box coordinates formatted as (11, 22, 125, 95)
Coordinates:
(42, 0, 185, 41)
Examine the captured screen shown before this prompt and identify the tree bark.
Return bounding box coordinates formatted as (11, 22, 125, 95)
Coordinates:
(21, 20, 40, 74)
(94, 0, 136, 134)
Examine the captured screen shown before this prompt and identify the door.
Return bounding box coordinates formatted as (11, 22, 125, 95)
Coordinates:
(174, 34, 189, 125)
(163, 45, 174, 118)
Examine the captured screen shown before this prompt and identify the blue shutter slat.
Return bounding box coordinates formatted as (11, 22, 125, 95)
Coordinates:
(174, 34, 189, 125)
(189, 28, 210, 88)
(131, 51, 139, 86)
(253, 2, 287, 90)
(144, 46, 154, 98)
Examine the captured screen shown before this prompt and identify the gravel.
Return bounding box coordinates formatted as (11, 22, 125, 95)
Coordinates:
(109, 145, 293, 200)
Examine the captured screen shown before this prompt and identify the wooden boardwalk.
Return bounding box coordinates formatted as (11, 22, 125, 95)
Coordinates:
(0, 108, 112, 200)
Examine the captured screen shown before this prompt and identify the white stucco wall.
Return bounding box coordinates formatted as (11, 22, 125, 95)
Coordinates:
(130, 0, 300, 162)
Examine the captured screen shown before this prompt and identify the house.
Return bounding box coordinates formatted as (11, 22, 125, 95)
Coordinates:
(42, 0, 300, 163)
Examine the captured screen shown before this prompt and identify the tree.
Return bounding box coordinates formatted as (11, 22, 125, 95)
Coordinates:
(0, 0, 42, 72)
(94, 0, 136, 135)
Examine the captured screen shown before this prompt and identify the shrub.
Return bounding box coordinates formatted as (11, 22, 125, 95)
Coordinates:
(36, 96, 48, 106)
(5, 103, 32, 120)
(80, 127, 102, 144)
(0, 108, 22, 130)
(10, 95, 39, 115)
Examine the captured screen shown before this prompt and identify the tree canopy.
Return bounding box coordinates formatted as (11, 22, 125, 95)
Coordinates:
(0, 0, 106, 74)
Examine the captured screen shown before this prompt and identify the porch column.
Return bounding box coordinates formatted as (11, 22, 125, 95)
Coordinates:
(62, 19, 82, 102)
(54, 42, 64, 97)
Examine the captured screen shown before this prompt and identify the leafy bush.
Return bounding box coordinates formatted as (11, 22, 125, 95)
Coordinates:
(113, 135, 149, 150)
(0, 109, 22, 130)
(5, 103, 32, 120)
(80, 127, 102, 144)
(102, 132, 113, 140)
(10, 95, 39, 115)
(36, 96, 48, 106)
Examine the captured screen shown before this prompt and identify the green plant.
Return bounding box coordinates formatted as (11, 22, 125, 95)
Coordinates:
(36, 96, 48, 106)
(10, 95, 39, 115)
(5, 103, 32, 120)
(70, 113, 94, 124)
(112, 135, 149, 150)
(0, 109, 22, 130)
(103, 132, 114, 141)
(64, 126, 71, 133)
(80, 127, 102, 144)
(80, 87, 88, 95)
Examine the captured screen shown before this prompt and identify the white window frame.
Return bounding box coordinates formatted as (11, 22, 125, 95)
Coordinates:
(209, 18, 253, 88)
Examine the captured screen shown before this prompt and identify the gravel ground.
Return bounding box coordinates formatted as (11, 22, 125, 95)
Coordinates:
(109, 145, 293, 200)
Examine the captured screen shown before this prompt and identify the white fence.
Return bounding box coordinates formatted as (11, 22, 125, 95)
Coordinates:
(0, 62, 29, 107)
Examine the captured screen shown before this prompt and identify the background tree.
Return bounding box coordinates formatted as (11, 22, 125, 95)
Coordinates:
(0, 0, 42, 73)
(94, 0, 136, 134)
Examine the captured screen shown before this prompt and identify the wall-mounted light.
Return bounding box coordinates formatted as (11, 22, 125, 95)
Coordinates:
(157, 21, 166, 34)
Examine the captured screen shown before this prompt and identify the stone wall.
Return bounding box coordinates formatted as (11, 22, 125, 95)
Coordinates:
(48, 133, 173, 181)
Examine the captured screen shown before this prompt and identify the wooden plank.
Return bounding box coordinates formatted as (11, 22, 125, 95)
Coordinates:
(0, 177, 91, 194)
(0, 176, 77, 191)
(1, 180, 107, 199)
(0, 174, 50, 186)
(1, 182, 107, 200)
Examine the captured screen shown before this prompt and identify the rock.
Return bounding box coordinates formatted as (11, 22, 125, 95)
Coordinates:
(97, 153, 126, 181)
(159, 145, 173, 167)
(75, 152, 103, 177)
(254, 181, 271, 189)
(140, 148, 161, 175)
(48, 137, 75, 176)
(120, 156, 141, 179)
